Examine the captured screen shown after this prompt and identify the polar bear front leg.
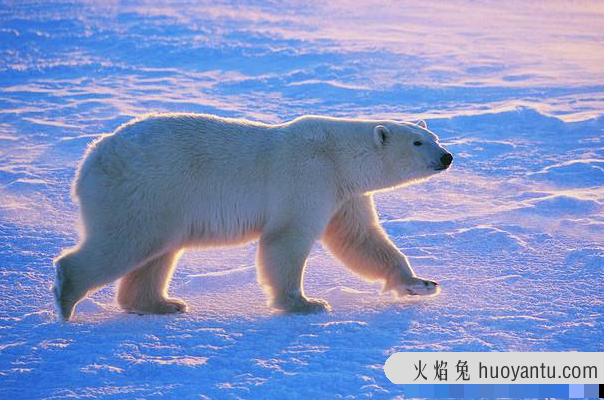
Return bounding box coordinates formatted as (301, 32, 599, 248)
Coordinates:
(322, 194, 439, 297)
(257, 228, 331, 314)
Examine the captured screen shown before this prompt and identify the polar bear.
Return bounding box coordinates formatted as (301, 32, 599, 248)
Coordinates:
(53, 114, 453, 320)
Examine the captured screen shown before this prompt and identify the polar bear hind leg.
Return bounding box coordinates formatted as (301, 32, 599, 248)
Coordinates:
(117, 250, 187, 315)
(53, 241, 124, 321)
(53, 248, 92, 321)
(53, 235, 171, 320)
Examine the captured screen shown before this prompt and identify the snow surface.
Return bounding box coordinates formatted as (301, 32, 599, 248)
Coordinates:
(1, 1, 603, 399)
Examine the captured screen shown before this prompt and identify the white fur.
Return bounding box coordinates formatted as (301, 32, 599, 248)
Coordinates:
(53, 114, 450, 320)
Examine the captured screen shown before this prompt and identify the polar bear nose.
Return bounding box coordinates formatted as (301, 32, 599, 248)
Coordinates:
(440, 153, 453, 168)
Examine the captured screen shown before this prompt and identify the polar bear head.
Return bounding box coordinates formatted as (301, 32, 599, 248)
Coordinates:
(371, 119, 452, 189)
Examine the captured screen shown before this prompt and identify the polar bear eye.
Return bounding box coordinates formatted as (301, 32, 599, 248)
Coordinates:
(413, 141, 422, 146)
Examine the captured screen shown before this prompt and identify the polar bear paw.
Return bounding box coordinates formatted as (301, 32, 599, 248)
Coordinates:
(125, 297, 189, 315)
(390, 276, 440, 297)
(273, 295, 332, 314)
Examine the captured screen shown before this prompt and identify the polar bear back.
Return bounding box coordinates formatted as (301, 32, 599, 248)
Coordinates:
(75, 114, 300, 246)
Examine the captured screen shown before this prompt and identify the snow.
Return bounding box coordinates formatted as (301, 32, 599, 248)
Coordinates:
(1, 0, 603, 399)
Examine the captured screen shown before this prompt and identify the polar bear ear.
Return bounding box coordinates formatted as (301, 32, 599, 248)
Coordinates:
(374, 125, 390, 146)
(412, 119, 428, 129)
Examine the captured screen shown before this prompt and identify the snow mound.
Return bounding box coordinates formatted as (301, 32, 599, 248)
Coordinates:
(519, 193, 602, 216)
(178, 265, 256, 293)
(530, 159, 604, 187)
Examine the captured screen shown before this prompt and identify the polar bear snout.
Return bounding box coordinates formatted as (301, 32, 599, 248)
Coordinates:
(440, 152, 453, 169)
(432, 151, 453, 171)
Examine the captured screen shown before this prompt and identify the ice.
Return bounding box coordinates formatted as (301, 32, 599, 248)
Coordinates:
(1, 0, 603, 399)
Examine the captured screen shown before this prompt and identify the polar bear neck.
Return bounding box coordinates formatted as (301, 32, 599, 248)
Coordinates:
(285, 116, 393, 199)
